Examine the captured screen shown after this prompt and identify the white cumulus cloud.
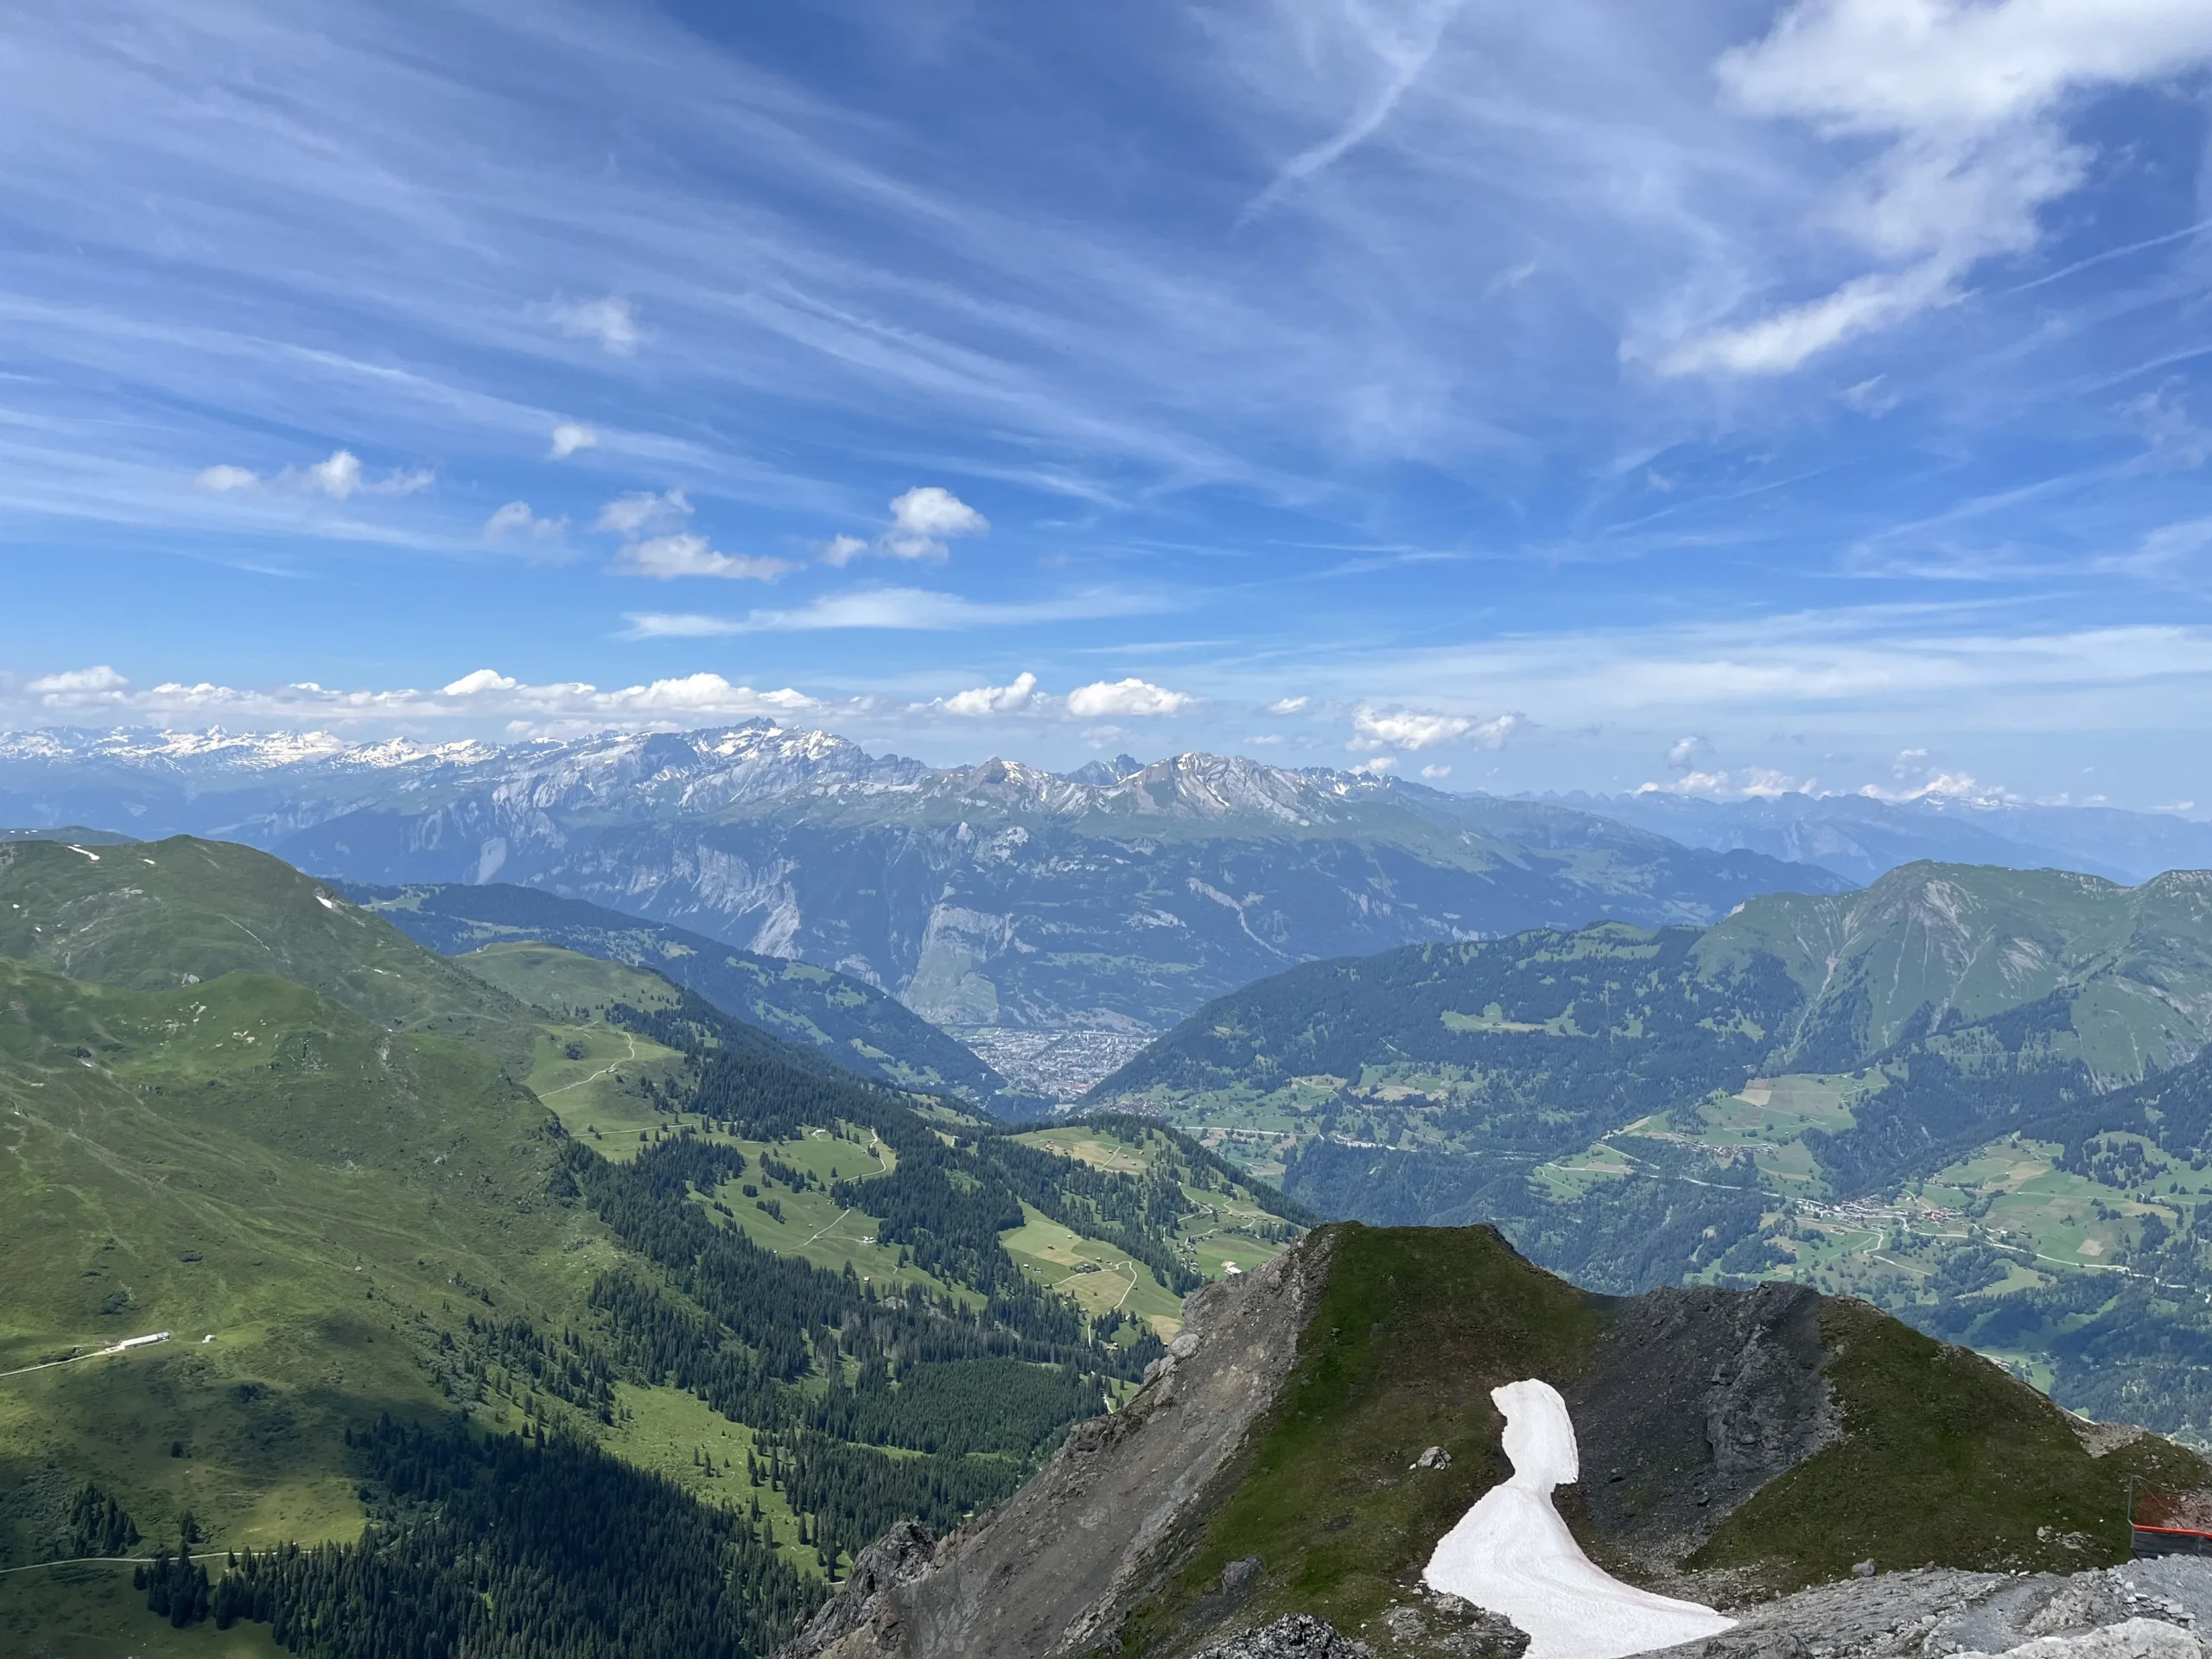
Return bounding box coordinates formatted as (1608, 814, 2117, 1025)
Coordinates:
(1635, 766, 1814, 800)
(942, 672, 1039, 715)
(550, 423, 598, 459)
(1666, 734, 1715, 770)
(1066, 677, 1192, 717)
(194, 451, 429, 501)
(8, 667, 817, 730)
(1352, 706, 1523, 751)
(27, 664, 130, 703)
(1352, 708, 1467, 749)
(548, 296, 639, 356)
(826, 486, 990, 564)
(1265, 696, 1311, 715)
(1662, 0, 2212, 375)
(442, 669, 518, 696)
(289, 449, 432, 500)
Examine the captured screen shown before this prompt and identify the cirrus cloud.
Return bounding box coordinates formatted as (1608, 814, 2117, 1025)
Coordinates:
(611, 532, 791, 581)
(1661, 0, 2212, 376)
(620, 584, 1160, 637)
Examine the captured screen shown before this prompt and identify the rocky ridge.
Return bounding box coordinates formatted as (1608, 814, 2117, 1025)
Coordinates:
(778, 1224, 2209, 1659)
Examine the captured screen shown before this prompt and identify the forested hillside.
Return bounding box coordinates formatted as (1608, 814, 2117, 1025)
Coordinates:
(345, 879, 1036, 1115)
(0, 838, 1305, 1657)
(1093, 861, 2212, 1439)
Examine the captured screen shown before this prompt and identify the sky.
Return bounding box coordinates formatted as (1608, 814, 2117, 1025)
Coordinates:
(4, 0, 2212, 810)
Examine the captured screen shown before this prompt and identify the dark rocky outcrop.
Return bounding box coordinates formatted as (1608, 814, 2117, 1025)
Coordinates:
(1571, 1281, 1837, 1580)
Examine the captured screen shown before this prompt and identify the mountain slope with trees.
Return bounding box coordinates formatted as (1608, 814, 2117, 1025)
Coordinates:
(343, 878, 1034, 1114)
(0, 838, 1304, 1656)
(1092, 862, 2212, 1438)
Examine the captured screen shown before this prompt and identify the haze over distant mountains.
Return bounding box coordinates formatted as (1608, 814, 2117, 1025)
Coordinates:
(0, 722, 1853, 1039)
(1553, 787, 2212, 888)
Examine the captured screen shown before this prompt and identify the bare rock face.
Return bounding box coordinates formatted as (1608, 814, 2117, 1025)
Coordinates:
(1378, 1595, 1532, 1659)
(775, 1233, 1336, 1659)
(1571, 1281, 1836, 1580)
(776, 1521, 940, 1657)
(1192, 1614, 1374, 1658)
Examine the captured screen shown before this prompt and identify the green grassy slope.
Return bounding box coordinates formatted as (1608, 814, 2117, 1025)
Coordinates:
(0, 838, 531, 1063)
(1125, 1226, 2209, 1657)
(453, 939, 682, 1016)
(1, 826, 140, 847)
(0, 955, 583, 1566)
(1699, 863, 2212, 1079)
(1, 844, 1313, 1655)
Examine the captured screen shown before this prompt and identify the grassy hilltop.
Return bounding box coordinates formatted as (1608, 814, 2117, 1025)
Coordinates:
(1127, 1225, 2207, 1657)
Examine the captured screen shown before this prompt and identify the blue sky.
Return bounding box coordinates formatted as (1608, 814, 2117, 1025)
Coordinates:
(4, 1, 2212, 809)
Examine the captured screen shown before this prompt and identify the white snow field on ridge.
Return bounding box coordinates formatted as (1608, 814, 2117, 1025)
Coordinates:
(1424, 1378, 1736, 1659)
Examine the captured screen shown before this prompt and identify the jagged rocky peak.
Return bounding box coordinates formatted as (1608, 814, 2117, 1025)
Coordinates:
(1063, 752, 1145, 785)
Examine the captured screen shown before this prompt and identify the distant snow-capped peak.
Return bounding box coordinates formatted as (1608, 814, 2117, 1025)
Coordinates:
(0, 726, 499, 772)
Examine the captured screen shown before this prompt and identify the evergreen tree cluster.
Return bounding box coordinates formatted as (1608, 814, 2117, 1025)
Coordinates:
(64, 1480, 141, 1557)
(136, 1548, 210, 1627)
(162, 1416, 817, 1657)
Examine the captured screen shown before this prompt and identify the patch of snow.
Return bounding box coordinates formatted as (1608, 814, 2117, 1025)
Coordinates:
(65, 844, 99, 861)
(1423, 1378, 1735, 1659)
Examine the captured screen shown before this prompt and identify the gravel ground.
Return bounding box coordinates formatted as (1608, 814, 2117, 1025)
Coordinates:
(1643, 1557, 2212, 1659)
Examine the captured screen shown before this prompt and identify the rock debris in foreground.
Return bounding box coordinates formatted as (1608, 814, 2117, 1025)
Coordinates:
(1192, 1615, 1375, 1658)
(1653, 1558, 2212, 1659)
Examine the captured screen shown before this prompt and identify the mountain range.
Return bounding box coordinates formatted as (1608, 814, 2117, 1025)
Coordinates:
(0, 723, 1851, 1039)
(339, 878, 1039, 1115)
